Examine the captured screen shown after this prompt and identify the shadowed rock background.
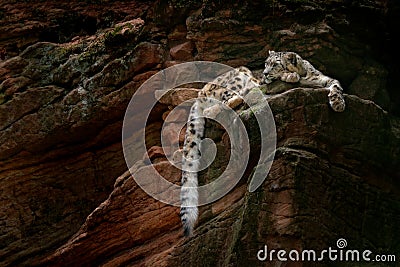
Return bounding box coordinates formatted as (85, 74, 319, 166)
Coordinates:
(0, 0, 399, 266)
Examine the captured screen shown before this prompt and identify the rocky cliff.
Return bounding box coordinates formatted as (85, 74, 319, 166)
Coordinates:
(0, 1, 399, 266)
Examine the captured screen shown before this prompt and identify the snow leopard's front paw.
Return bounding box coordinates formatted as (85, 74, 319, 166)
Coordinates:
(281, 72, 300, 83)
(328, 84, 345, 112)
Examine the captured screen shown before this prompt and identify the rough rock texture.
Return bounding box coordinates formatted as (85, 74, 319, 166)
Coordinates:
(1, 0, 400, 266)
(0, 17, 166, 266)
(42, 88, 400, 267)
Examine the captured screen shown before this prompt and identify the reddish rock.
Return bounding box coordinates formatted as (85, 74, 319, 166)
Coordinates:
(156, 88, 199, 106)
(30, 88, 399, 266)
(0, 5, 167, 266)
(161, 122, 186, 146)
(145, 145, 171, 162)
(42, 162, 182, 267)
(170, 41, 195, 61)
(164, 60, 185, 68)
(0, 47, 6, 60)
(162, 107, 189, 122)
(0, 1, 151, 58)
(0, 76, 31, 97)
(162, 110, 171, 121)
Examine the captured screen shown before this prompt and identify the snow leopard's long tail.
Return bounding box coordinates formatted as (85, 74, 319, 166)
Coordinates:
(180, 99, 205, 236)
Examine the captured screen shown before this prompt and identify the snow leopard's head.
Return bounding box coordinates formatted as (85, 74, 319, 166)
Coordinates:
(263, 51, 306, 84)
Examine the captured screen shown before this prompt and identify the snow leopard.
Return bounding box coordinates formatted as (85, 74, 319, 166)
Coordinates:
(179, 66, 261, 236)
(180, 51, 346, 236)
(263, 50, 345, 112)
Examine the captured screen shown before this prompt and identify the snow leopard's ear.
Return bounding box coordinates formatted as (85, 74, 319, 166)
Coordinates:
(268, 50, 275, 56)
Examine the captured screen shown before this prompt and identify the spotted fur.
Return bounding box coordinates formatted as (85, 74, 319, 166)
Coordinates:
(180, 66, 260, 236)
(181, 51, 345, 237)
(263, 51, 345, 112)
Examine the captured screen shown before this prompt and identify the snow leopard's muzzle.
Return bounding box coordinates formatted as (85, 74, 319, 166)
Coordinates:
(262, 66, 280, 84)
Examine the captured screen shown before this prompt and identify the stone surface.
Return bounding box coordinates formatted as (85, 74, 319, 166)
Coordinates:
(156, 88, 199, 106)
(40, 88, 400, 267)
(1, 0, 400, 266)
(43, 162, 182, 267)
(145, 145, 167, 161)
(0, 10, 168, 267)
(169, 41, 195, 61)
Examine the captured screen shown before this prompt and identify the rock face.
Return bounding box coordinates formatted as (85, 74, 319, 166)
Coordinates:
(0, 0, 399, 266)
(41, 88, 400, 267)
(0, 17, 165, 266)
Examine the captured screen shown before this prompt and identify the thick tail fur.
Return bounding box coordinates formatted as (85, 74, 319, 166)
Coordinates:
(180, 100, 205, 236)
